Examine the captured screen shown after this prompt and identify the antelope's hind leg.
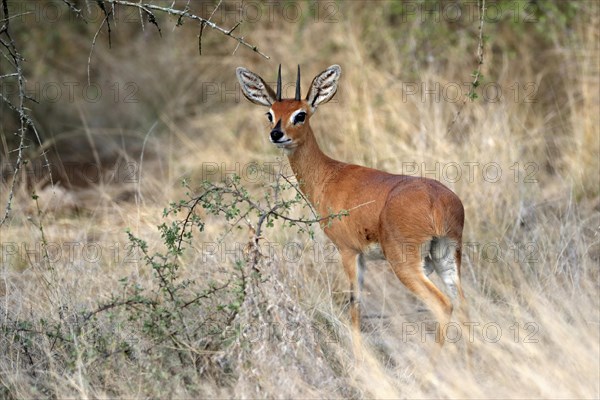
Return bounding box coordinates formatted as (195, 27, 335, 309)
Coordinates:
(385, 240, 453, 345)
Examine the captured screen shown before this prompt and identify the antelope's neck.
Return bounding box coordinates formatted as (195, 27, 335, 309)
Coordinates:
(286, 125, 342, 209)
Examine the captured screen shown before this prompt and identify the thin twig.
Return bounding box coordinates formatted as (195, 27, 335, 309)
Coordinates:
(198, 21, 205, 55)
(198, 0, 221, 54)
(95, 0, 112, 48)
(87, 10, 111, 86)
(447, 0, 486, 135)
(136, 121, 158, 205)
(0, 11, 33, 24)
(280, 173, 320, 220)
(175, 0, 192, 27)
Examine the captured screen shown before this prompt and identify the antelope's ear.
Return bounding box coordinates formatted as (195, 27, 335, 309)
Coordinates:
(236, 67, 276, 106)
(305, 64, 341, 113)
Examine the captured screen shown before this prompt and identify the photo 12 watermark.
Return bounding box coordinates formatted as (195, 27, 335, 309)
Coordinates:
(0, 241, 141, 265)
(195, 160, 539, 186)
(401, 321, 540, 344)
(0, 80, 139, 104)
(1, 161, 140, 185)
(0, 239, 541, 267)
(392, 1, 539, 23)
(401, 81, 539, 104)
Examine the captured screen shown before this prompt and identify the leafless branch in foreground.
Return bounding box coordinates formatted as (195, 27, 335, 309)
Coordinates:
(0, 0, 269, 226)
(0, 0, 54, 227)
(102, 0, 269, 59)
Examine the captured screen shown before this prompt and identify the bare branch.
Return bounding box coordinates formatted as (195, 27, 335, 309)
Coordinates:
(0, 0, 270, 224)
(0, 0, 53, 227)
(104, 0, 269, 59)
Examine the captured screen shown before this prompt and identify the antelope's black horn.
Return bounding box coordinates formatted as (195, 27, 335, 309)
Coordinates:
(276, 64, 282, 101)
(295, 65, 301, 101)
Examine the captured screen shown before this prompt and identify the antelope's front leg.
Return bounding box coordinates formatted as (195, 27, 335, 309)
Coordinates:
(340, 249, 364, 331)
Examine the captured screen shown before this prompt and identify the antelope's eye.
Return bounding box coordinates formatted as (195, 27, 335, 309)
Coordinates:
(266, 112, 273, 123)
(293, 111, 306, 125)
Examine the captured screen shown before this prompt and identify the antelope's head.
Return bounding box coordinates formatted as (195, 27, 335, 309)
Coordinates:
(236, 64, 341, 153)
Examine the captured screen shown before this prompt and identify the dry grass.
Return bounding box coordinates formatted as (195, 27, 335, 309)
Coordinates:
(1, 1, 599, 398)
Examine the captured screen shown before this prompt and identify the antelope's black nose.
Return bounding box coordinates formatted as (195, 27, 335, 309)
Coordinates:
(270, 129, 284, 142)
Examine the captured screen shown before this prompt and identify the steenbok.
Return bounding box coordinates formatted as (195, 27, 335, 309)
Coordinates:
(236, 64, 466, 344)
